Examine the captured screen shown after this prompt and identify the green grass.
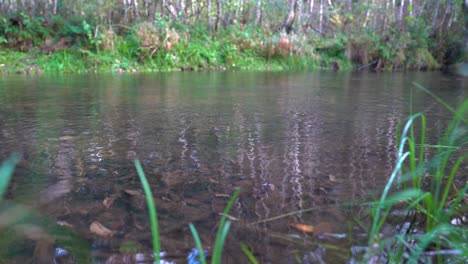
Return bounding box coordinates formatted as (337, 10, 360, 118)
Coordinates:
(240, 243, 259, 264)
(134, 160, 242, 264)
(365, 84, 467, 263)
(0, 153, 20, 200)
(0, 154, 92, 263)
(134, 160, 161, 264)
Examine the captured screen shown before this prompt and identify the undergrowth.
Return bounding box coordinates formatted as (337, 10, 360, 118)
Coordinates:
(0, 13, 452, 74)
(365, 84, 467, 263)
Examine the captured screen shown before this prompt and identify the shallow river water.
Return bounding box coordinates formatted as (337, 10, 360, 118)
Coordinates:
(0, 71, 465, 263)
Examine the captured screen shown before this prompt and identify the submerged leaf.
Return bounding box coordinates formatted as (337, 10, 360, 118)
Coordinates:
(103, 197, 116, 208)
(90, 221, 114, 237)
(289, 223, 315, 233)
(124, 189, 143, 196)
(289, 222, 337, 235)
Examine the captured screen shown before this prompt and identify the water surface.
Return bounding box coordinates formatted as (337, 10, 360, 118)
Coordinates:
(0, 71, 465, 263)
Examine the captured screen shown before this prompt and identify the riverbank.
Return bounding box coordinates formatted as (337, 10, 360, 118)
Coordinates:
(0, 47, 344, 75)
(0, 12, 458, 75)
(0, 23, 350, 74)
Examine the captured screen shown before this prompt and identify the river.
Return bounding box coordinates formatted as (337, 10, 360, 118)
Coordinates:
(0, 71, 465, 263)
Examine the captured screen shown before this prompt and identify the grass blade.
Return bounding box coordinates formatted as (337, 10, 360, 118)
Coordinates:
(212, 188, 240, 263)
(189, 223, 207, 264)
(413, 82, 464, 122)
(240, 243, 259, 264)
(0, 153, 20, 200)
(134, 160, 160, 264)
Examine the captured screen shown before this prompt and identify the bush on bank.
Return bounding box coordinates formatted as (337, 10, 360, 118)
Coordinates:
(0, 12, 462, 74)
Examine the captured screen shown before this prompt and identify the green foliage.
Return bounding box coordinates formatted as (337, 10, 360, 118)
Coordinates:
(118, 33, 141, 59)
(0, 3, 458, 73)
(135, 159, 244, 264)
(366, 84, 467, 262)
(189, 224, 207, 264)
(49, 15, 87, 41)
(0, 154, 93, 263)
(0, 12, 48, 50)
(39, 50, 87, 73)
(82, 20, 102, 52)
(189, 189, 240, 264)
(240, 243, 259, 264)
(134, 160, 161, 264)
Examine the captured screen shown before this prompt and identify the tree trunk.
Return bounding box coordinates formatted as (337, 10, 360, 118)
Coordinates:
(215, 0, 222, 31)
(464, 0, 468, 49)
(319, 0, 324, 33)
(52, 0, 57, 15)
(431, 0, 440, 26)
(308, 0, 314, 14)
(148, 0, 156, 21)
(207, 0, 212, 31)
(297, 0, 303, 32)
(254, 0, 262, 26)
(409, 0, 413, 17)
(133, 0, 140, 21)
(399, 0, 405, 21)
(283, 0, 297, 34)
(364, 0, 374, 27)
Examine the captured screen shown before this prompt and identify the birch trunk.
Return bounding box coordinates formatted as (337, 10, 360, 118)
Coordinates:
(254, 0, 262, 26)
(364, 0, 374, 27)
(319, 0, 324, 33)
(133, 0, 139, 20)
(297, 0, 303, 31)
(215, 0, 222, 31)
(207, 0, 212, 31)
(399, 0, 405, 21)
(409, 0, 413, 17)
(309, 0, 314, 14)
(282, 0, 296, 33)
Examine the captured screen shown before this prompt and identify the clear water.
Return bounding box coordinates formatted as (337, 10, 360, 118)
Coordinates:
(0, 71, 465, 263)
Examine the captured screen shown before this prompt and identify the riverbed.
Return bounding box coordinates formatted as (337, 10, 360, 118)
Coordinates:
(0, 71, 465, 263)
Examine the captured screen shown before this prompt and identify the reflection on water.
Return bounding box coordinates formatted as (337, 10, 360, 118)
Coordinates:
(0, 72, 465, 262)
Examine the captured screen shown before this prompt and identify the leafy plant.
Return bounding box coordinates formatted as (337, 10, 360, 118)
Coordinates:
(365, 83, 467, 262)
(82, 20, 102, 52)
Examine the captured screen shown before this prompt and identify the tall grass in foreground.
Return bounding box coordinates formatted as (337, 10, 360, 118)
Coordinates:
(0, 153, 20, 200)
(188, 188, 240, 264)
(134, 160, 161, 264)
(366, 85, 467, 263)
(134, 160, 241, 264)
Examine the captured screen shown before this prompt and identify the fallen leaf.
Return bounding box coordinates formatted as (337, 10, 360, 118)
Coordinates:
(214, 193, 231, 198)
(289, 223, 314, 233)
(59, 135, 74, 141)
(56, 221, 74, 228)
(90, 221, 114, 237)
(103, 197, 115, 208)
(125, 189, 142, 196)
